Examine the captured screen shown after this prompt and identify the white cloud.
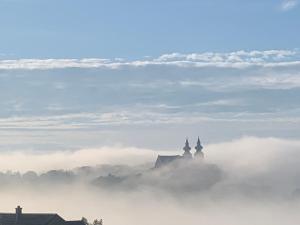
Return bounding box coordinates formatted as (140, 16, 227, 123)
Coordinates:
(0, 146, 161, 172)
(1, 49, 300, 148)
(206, 137, 300, 175)
(281, 0, 298, 11)
(0, 109, 300, 131)
(247, 72, 300, 89)
(1, 136, 300, 184)
(1, 137, 300, 225)
(195, 99, 243, 107)
(0, 50, 298, 70)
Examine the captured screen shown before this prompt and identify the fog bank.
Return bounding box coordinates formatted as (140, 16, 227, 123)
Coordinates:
(1, 137, 300, 225)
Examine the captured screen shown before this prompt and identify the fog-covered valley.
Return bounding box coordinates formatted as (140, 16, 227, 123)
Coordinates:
(1, 137, 300, 225)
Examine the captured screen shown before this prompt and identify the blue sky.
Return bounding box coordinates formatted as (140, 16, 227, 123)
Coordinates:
(0, 0, 299, 59)
(0, 0, 300, 151)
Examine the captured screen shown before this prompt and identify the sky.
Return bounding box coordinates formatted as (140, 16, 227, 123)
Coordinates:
(0, 0, 300, 151)
(0, 0, 299, 59)
(1, 1, 300, 224)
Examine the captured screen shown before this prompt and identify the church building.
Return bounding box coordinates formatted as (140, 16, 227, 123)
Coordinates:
(154, 137, 204, 168)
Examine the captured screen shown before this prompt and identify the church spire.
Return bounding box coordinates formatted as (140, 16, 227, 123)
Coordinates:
(182, 138, 192, 159)
(194, 137, 204, 158)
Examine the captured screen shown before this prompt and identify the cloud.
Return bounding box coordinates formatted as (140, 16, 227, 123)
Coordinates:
(0, 50, 298, 70)
(1, 137, 300, 225)
(1, 136, 300, 187)
(1, 49, 300, 150)
(1, 109, 300, 131)
(0, 146, 161, 172)
(281, 0, 298, 11)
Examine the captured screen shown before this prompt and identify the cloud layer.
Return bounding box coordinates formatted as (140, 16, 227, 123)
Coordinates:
(0, 146, 157, 172)
(1, 49, 300, 149)
(1, 137, 300, 225)
(0, 50, 298, 70)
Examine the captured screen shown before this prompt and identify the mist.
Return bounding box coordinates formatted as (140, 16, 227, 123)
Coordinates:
(1, 136, 300, 225)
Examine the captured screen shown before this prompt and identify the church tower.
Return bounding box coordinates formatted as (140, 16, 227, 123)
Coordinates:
(194, 137, 204, 158)
(182, 139, 193, 159)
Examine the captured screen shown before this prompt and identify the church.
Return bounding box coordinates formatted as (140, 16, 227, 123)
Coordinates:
(154, 137, 204, 168)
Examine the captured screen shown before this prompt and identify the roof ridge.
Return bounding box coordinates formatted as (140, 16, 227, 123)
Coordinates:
(44, 214, 64, 225)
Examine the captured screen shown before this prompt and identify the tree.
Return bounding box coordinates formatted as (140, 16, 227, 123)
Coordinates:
(81, 217, 89, 225)
(93, 219, 103, 225)
(81, 217, 103, 225)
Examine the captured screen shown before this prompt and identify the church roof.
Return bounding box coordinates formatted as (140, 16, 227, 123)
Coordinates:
(154, 155, 181, 168)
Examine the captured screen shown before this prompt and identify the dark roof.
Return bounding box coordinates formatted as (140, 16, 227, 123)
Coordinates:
(0, 213, 85, 225)
(65, 221, 86, 225)
(154, 155, 181, 168)
(0, 213, 64, 225)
